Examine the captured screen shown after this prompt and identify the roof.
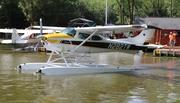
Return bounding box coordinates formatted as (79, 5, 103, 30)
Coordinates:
(68, 18, 96, 27)
(134, 17, 180, 30)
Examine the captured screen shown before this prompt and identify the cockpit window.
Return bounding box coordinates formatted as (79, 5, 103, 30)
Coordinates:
(61, 28, 76, 37)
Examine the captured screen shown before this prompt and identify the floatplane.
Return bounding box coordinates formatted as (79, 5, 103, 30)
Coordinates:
(0, 28, 55, 51)
(0, 28, 54, 44)
(0, 18, 64, 51)
(16, 24, 159, 75)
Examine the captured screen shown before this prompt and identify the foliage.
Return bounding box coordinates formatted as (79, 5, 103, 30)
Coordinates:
(0, 0, 28, 28)
(0, 0, 179, 28)
(18, 0, 80, 26)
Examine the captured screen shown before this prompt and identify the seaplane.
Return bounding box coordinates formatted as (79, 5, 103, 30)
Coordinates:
(16, 23, 159, 75)
(0, 28, 55, 44)
(0, 28, 55, 51)
(0, 18, 64, 51)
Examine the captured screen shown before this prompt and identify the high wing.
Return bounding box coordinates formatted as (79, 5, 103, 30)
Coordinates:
(0, 29, 14, 33)
(0, 29, 54, 34)
(74, 24, 147, 34)
(16, 29, 54, 34)
(32, 26, 65, 32)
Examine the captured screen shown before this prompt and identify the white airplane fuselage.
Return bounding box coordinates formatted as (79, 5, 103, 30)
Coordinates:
(44, 41, 146, 54)
(42, 36, 148, 54)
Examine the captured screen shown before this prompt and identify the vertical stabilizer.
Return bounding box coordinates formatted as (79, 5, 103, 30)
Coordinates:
(131, 29, 155, 45)
(11, 29, 20, 43)
(120, 29, 155, 45)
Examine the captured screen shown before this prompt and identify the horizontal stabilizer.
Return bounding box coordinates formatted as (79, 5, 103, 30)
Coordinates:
(0, 40, 12, 43)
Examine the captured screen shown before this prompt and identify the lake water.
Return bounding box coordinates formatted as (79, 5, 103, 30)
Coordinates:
(0, 50, 180, 103)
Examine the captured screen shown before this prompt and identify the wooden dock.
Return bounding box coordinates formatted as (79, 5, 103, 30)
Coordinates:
(37, 47, 46, 52)
(153, 46, 180, 57)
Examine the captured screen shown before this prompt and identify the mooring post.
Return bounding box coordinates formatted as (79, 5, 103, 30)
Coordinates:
(166, 51, 168, 56)
(173, 51, 175, 57)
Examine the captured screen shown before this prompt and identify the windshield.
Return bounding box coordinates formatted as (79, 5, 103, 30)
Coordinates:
(61, 28, 76, 37)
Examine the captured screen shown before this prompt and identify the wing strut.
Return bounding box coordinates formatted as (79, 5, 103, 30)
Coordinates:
(72, 30, 98, 52)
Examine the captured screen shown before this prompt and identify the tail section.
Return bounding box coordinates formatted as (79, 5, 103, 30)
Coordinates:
(11, 29, 20, 43)
(131, 29, 155, 45)
(120, 29, 155, 45)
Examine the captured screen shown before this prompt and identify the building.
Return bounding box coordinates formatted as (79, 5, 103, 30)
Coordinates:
(134, 17, 180, 46)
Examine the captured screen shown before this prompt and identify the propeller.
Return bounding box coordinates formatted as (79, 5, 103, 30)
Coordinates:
(34, 18, 43, 51)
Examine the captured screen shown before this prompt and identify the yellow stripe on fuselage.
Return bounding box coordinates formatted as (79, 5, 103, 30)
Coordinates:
(145, 39, 151, 43)
(44, 33, 73, 43)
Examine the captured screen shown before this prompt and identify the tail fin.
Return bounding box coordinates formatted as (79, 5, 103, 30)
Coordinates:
(132, 29, 155, 45)
(120, 29, 155, 45)
(11, 29, 20, 43)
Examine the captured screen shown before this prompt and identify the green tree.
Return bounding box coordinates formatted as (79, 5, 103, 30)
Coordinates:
(0, 0, 28, 28)
(79, 0, 105, 25)
(18, 0, 80, 26)
(168, 0, 180, 17)
(0, 0, 179, 28)
(116, 0, 136, 24)
(143, 0, 168, 17)
(78, 0, 118, 25)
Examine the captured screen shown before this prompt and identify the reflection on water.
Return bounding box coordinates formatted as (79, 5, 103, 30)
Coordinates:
(0, 50, 180, 102)
(133, 50, 143, 68)
(166, 59, 175, 85)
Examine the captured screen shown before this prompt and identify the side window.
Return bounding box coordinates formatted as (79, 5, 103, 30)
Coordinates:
(78, 33, 89, 39)
(78, 33, 84, 39)
(92, 36, 102, 40)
